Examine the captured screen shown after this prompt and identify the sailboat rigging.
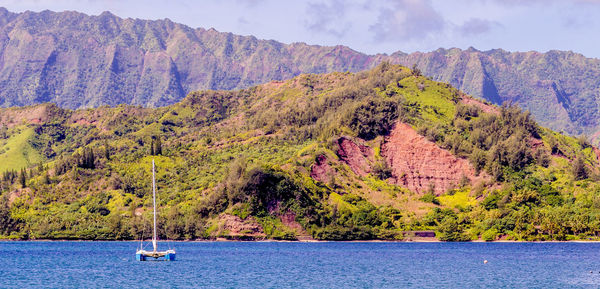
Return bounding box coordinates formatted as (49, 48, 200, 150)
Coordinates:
(136, 159, 176, 261)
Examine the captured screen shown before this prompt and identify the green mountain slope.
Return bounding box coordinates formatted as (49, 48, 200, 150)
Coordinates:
(1, 64, 599, 241)
(0, 127, 42, 172)
(394, 48, 600, 142)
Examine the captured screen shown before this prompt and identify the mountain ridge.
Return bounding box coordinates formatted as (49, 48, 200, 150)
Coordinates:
(0, 7, 385, 108)
(0, 8, 600, 141)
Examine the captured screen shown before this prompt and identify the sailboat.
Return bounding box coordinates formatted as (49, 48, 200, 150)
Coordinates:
(136, 159, 176, 261)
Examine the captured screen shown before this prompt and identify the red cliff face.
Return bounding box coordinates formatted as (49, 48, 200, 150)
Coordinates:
(336, 137, 373, 176)
(219, 214, 265, 238)
(382, 122, 487, 195)
(310, 154, 332, 183)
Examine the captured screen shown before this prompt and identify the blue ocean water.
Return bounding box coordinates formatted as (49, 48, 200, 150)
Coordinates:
(1, 241, 600, 288)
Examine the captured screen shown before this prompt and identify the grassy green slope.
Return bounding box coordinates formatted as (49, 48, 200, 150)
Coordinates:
(0, 127, 43, 172)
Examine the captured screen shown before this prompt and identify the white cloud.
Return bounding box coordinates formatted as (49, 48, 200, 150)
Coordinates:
(458, 18, 501, 36)
(369, 0, 445, 42)
(305, 0, 352, 38)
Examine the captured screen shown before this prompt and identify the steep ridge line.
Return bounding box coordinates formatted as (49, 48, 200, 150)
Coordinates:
(0, 8, 600, 143)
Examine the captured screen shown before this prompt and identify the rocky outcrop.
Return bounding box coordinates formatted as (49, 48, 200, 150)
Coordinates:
(0, 103, 63, 127)
(218, 214, 265, 239)
(336, 137, 373, 176)
(280, 211, 313, 241)
(382, 122, 487, 195)
(310, 154, 332, 183)
(593, 147, 600, 163)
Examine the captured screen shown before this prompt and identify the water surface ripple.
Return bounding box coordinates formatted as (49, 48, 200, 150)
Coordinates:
(1, 241, 599, 288)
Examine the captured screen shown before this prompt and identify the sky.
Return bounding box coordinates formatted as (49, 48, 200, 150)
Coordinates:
(1, 0, 600, 58)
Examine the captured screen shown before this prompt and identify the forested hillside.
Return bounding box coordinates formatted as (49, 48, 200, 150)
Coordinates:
(1, 63, 599, 241)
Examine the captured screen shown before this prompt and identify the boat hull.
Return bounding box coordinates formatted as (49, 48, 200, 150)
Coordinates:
(136, 250, 176, 261)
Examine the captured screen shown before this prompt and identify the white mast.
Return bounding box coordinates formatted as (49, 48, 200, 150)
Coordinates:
(152, 159, 157, 253)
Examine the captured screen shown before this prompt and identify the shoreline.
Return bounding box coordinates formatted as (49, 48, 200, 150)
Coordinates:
(2, 238, 600, 243)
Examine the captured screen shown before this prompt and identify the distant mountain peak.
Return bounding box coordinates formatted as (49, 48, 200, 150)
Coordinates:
(99, 10, 115, 17)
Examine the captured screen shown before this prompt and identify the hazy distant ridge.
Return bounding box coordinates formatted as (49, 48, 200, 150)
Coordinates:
(1, 8, 600, 139)
(0, 8, 382, 108)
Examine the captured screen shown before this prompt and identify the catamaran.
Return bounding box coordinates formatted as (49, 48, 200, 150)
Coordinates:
(136, 159, 176, 261)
